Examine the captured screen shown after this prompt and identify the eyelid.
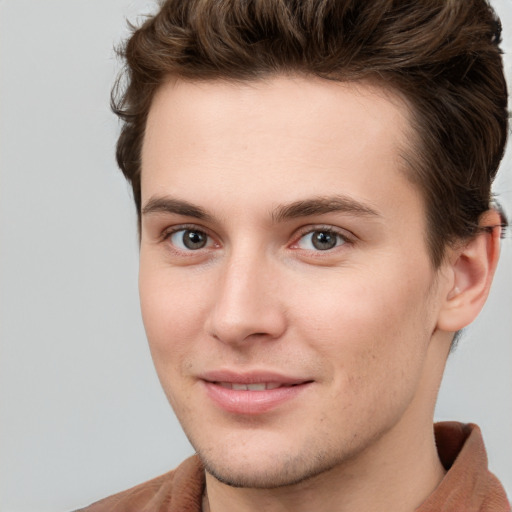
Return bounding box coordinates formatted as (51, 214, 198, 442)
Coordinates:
(289, 225, 354, 250)
(161, 223, 219, 251)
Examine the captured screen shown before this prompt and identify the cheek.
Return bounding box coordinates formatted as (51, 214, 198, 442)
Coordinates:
(293, 264, 435, 388)
(139, 265, 208, 415)
(139, 263, 207, 368)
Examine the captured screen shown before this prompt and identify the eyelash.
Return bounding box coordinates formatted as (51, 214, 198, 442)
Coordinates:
(160, 224, 353, 255)
(161, 224, 217, 254)
(290, 225, 352, 252)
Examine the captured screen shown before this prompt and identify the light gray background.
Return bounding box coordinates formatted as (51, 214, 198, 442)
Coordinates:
(0, 1, 511, 511)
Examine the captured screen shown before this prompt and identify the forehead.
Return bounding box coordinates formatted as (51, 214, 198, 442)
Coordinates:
(141, 76, 422, 230)
(143, 75, 412, 168)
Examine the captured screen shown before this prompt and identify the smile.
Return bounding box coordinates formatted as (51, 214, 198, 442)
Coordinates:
(216, 382, 295, 391)
(200, 372, 313, 415)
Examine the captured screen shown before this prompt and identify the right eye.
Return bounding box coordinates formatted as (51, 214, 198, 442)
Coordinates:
(168, 229, 213, 251)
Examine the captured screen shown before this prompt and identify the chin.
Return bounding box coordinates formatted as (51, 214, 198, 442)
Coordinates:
(197, 443, 344, 489)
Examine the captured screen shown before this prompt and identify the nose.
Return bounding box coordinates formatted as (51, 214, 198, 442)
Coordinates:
(205, 252, 287, 346)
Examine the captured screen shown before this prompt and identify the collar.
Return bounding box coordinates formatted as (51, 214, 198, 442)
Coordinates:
(416, 422, 510, 511)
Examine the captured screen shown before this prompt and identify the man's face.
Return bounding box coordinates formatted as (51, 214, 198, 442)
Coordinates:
(139, 76, 451, 488)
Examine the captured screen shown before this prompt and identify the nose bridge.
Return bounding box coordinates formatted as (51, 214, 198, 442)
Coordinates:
(207, 242, 285, 345)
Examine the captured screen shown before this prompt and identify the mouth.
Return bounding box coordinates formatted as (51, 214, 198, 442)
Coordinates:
(200, 371, 313, 414)
(214, 382, 303, 391)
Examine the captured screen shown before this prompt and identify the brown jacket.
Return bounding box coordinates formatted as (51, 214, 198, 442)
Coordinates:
(77, 422, 510, 512)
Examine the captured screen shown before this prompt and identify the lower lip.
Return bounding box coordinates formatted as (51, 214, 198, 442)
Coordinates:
(203, 382, 311, 415)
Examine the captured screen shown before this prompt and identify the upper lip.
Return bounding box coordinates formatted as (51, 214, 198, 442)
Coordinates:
(199, 370, 312, 386)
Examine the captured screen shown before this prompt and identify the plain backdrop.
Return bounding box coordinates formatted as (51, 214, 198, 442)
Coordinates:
(0, 1, 511, 511)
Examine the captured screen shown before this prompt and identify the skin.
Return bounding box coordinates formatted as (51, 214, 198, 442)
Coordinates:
(138, 76, 500, 512)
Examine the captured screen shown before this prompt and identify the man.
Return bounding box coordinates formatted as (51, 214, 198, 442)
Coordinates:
(79, 0, 510, 510)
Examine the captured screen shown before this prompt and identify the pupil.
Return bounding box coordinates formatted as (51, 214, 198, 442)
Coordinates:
(183, 230, 207, 249)
(312, 231, 337, 250)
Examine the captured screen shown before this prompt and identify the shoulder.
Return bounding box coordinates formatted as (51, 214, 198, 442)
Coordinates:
(74, 456, 205, 512)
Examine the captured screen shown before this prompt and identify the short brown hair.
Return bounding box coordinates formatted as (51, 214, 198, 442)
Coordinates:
(112, 0, 508, 267)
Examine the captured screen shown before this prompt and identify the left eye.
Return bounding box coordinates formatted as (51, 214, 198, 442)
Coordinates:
(169, 229, 212, 250)
(296, 230, 346, 251)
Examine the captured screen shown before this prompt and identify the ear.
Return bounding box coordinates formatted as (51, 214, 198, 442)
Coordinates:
(436, 210, 502, 333)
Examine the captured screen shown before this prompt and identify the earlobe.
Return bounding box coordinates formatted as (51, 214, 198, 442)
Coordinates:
(436, 210, 502, 333)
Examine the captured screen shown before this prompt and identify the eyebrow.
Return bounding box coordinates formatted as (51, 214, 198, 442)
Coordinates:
(141, 194, 381, 223)
(142, 196, 213, 222)
(271, 195, 381, 223)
